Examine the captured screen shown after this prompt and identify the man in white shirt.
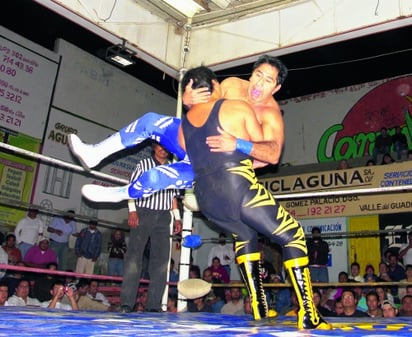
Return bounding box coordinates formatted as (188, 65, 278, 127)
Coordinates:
(7, 278, 41, 306)
(14, 208, 44, 258)
(87, 279, 110, 306)
(399, 232, 412, 266)
(207, 232, 235, 278)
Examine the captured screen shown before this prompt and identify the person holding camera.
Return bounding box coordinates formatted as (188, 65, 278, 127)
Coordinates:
(41, 279, 78, 310)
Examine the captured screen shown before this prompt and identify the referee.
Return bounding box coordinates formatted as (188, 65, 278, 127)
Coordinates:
(120, 142, 182, 313)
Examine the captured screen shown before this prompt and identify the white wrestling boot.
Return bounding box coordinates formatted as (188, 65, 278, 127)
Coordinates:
(81, 184, 130, 203)
(68, 133, 124, 169)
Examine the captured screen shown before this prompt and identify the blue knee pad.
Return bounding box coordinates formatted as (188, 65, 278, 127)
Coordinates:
(119, 112, 186, 160)
(128, 159, 194, 199)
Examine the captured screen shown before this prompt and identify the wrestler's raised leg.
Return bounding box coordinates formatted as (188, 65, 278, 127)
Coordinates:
(68, 112, 185, 169)
(81, 158, 194, 202)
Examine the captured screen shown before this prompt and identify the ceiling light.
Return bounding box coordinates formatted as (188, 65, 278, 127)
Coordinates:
(105, 41, 136, 67)
(161, 0, 205, 18)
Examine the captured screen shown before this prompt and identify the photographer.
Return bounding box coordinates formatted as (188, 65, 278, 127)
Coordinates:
(41, 280, 78, 310)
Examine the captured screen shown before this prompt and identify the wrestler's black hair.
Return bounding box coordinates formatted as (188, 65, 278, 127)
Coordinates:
(252, 55, 288, 85)
(181, 66, 217, 94)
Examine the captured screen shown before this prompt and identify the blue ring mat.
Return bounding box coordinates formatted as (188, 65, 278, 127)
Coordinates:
(0, 307, 411, 336)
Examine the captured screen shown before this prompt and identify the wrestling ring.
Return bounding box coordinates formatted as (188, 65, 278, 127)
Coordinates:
(1, 142, 412, 336)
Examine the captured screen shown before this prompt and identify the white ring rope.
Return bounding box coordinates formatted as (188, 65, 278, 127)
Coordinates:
(0, 142, 128, 185)
(2, 142, 410, 200)
(2, 141, 411, 232)
(0, 196, 127, 230)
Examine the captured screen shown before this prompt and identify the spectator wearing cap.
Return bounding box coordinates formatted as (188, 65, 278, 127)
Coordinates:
(307, 227, 330, 283)
(47, 210, 79, 270)
(23, 236, 57, 269)
(75, 220, 102, 275)
(14, 207, 44, 259)
(381, 299, 398, 318)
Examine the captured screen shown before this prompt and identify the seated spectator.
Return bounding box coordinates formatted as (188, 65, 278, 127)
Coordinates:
(271, 273, 292, 315)
(24, 237, 57, 269)
(405, 285, 412, 297)
(381, 152, 396, 164)
(187, 295, 213, 313)
(363, 264, 378, 283)
(398, 294, 412, 317)
(0, 281, 9, 306)
(333, 297, 344, 316)
(392, 125, 408, 160)
(398, 264, 412, 299)
(134, 288, 148, 312)
(365, 159, 376, 166)
(387, 254, 405, 302)
(167, 294, 177, 313)
(2, 260, 27, 297)
(377, 262, 392, 282)
(373, 127, 392, 162)
(339, 289, 369, 317)
(375, 286, 394, 307)
(41, 279, 78, 310)
(189, 264, 201, 279)
(381, 299, 398, 318)
(365, 291, 382, 318)
(352, 283, 368, 312)
(221, 287, 244, 315)
(284, 291, 299, 316)
(242, 295, 252, 316)
(313, 288, 334, 317)
(332, 271, 349, 301)
(363, 264, 379, 293)
(209, 257, 230, 284)
(336, 159, 350, 170)
(75, 278, 111, 311)
(7, 278, 41, 306)
(348, 262, 364, 283)
(32, 262, 59, 302)
(87, 279, 110, 306)
(260, 249, 277, 305)
(168, 258, 179, 296)
(202, 267, 225, 313)
(2, 233, 22, 265)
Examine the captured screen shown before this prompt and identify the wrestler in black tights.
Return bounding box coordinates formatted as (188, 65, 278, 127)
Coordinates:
(181, 96, 330, 330)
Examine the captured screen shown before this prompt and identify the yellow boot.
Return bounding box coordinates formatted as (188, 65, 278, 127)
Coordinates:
(284, 256, 332, 330)
(237, 252, 277, 320)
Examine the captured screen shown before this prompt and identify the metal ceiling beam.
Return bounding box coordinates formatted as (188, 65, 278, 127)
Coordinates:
(34, 0, 412, 78)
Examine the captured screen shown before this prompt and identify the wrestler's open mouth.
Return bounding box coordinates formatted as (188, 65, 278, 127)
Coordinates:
(251, 88, 261, 98)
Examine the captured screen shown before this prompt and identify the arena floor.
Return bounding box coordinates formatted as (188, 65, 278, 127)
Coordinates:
(1, 307, 412, 336)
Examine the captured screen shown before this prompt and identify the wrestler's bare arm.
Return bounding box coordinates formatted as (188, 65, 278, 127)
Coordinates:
(208, 78, 284, 166)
